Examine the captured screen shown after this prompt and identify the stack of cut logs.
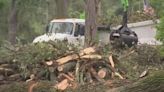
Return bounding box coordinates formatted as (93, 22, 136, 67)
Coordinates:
(44, 47, 124, 90)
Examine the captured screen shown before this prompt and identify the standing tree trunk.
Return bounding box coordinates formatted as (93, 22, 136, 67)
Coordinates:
(8, 0, 17, 44)
(84, 0, 100, 47)
(55, 0, 69, 18)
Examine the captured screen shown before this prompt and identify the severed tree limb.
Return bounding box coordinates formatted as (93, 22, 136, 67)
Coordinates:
(56, 54, 102, 65)
(81, 54, 102, 59)
(108, 55, 115, 68)
(56, 54, 78, 65)
(108, 55, 115, 78)
(45, 47, 96, 66)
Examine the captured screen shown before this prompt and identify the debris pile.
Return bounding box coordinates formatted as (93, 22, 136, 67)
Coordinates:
(45, 47, 125, 90)
(0, 42, 125, 90)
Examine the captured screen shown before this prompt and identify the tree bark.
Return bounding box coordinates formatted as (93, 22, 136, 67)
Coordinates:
(55, 0, 69, 18)
(8, 0, 17, 44)
(84, 0, 100, 47)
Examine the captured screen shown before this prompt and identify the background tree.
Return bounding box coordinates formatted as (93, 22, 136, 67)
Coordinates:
(8, 0, 17, 44)
(85, 0, 100, 47)
(55, 0, 69, 18)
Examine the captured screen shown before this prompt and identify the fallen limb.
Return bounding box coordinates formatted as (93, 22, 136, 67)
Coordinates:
(81, 54, 102, 59)
(56, 54, 78, 65)
(108, 55, 115, 68)
(56, 47, 96, 65)
(56, 54, 102, 65)
(108, 55, 115, 78)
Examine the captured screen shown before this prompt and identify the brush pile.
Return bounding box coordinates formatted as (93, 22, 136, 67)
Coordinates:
(0, 41, 125, 90)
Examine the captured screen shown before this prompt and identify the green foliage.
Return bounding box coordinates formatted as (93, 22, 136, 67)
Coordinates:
(117, 44, 162, 79)
(150, 0, 164, 17)
(157, 45, 164, 58)
(121, 70, 164, 92)
(0, 41, 77, 79)
(156, 17, 164, 43)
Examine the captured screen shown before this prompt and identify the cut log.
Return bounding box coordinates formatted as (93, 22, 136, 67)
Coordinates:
(55, 79, 69, 90)
(98, 68, 107, 79)
(108, 55, 115, 68)
(108, 55, 115, 78)
(56, 54, 78, 65)
(90, 67, 104, 82)
(57, 61, 76, 72)
(79, 47, 96, 56)
(56, 47, 96, 65)
(81, 54, 102, 59)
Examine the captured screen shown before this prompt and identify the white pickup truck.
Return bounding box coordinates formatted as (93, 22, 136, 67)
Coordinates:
(33, 19, 85, 46)
(33, 18, 161, 46)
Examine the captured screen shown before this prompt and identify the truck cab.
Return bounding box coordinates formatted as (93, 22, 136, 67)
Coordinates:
(33, 19, 85, 46)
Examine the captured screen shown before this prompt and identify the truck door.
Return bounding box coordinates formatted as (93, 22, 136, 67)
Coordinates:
(67, 23, 85, 46)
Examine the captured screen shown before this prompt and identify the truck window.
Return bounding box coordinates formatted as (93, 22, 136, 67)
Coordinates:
(74, 23, 85, 36)
(79, 25, 85, 36)
(49, 22, 73, 34)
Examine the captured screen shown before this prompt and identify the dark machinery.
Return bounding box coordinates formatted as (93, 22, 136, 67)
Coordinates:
(109, 0, 138, 48)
